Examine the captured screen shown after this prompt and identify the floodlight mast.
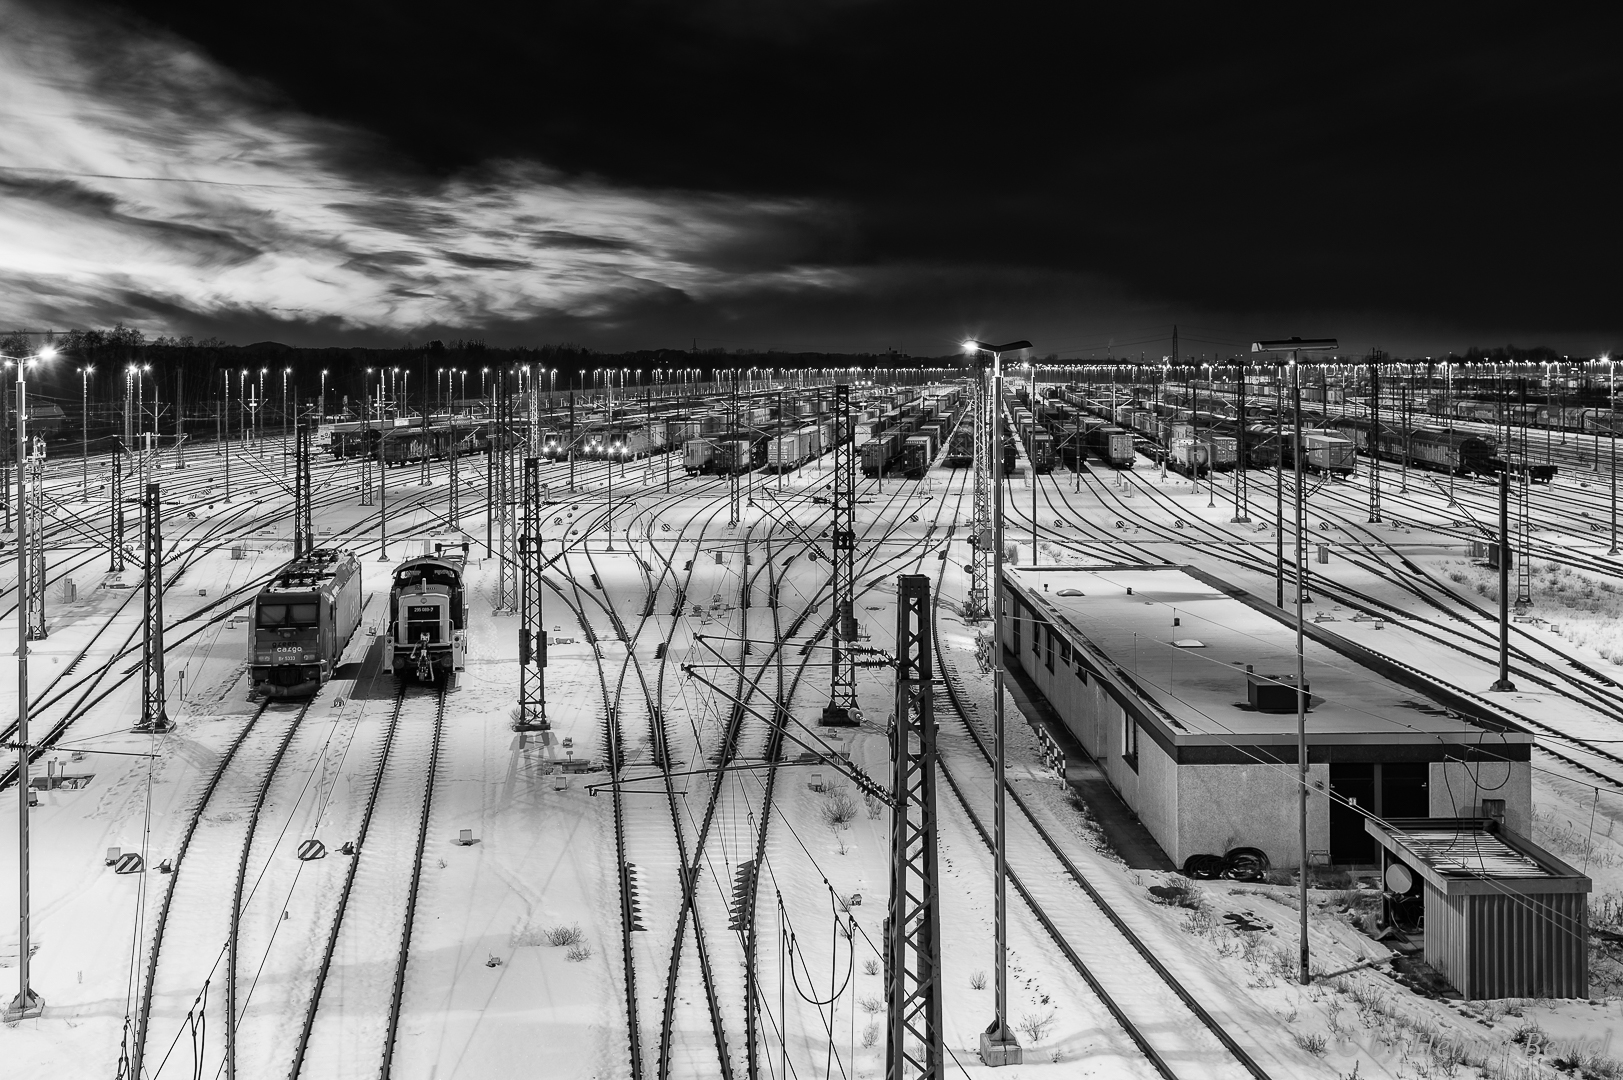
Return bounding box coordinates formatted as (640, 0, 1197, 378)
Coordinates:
(1251, 336, 1337, 990)
(962, 337, 1031, 1068)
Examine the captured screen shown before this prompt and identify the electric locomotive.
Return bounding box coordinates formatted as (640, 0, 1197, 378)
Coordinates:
(383, 544, 470, 682)
(249, 548, 364, 697)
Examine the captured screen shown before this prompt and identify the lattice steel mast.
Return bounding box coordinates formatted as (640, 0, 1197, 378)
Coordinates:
(729, 369, 742, 527)
(293, 421, 313, 560)
(109, 451, 126, 572)
(823, 382, 859, 726)
(965, 361, 992, 621)
(515, 456, 548, 732)
(493, 367, 519, 613)
(886, 574, 942, 1080)
(23, 438, 46, 640)
(1367, 355, 1383, 523)
(134, 482, 171, 734)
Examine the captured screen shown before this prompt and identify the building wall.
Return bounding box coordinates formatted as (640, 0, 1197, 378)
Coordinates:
(1429, 761, 1532, 834)
(1175, 763, 1331, 871)
(1425, 887, 1588, 999)
(1002, 580, 1533, 871)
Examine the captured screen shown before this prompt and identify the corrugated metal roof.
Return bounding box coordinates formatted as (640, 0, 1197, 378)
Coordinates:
(1391, 825, 1552, 879)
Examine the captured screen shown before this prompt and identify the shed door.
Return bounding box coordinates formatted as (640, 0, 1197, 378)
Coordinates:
(1329, 763, 1376, 864)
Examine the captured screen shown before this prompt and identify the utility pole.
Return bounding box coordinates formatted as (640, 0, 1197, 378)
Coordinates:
(448, 414, 460, 528)
(377, 405, 389, 563)
(418, 356, 431, 487)
(133, 482, 172, 734)
(515, 457, 547, 732)
(359, 373, 374, 507)
(1491, 465, 1517, 692)
(175, 368, 185, 470)
(887, 574, 944, 1080)
(823, 382, 859, 726)
(1252, 336, 1337, 989)
(1233, 366, 1251, 522)
(6, 361, 41, 1021)
(293, 421, 312, 560)
(982, 346, 1019, 1066)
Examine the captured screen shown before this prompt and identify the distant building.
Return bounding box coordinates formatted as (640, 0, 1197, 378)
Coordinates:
(1000, 564, 1533, 871)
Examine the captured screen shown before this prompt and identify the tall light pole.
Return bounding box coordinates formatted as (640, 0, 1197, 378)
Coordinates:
(81, 365, 92, 500)
(319, 369, 328, 424)
(223, 370, 231, 501)
(281, 367, 291, 475)
(257, 367, 267, 449)
(1610, 356, 1617, 556)
(1253, 336, 1338, 990)
(6, 344, 53, 1022)
(963, 337, 1032, 1068)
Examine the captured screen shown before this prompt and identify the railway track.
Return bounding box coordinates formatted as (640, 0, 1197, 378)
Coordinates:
(291, 682, 447, 1079)
(925, 554, 1280, 1080)
(125, 695, 313, 1080)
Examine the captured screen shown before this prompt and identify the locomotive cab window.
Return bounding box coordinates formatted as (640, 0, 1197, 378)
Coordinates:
(259, 602, 320, 627)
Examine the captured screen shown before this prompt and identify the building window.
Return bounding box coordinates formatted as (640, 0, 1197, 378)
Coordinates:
(1045, 627, 1055, 672)
(1058, 639, 1072, 666)
(1031, 618, 1042, 655)
(1123, 715, 1139, 770)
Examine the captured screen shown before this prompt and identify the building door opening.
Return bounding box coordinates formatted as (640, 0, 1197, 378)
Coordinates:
(1329, 763, 1376, 865)
(1382, 762, 1429, 819)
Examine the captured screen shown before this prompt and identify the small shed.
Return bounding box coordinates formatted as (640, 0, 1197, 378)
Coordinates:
(1366, 817, 1591, 999)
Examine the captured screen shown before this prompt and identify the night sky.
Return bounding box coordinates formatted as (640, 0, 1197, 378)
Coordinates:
(1, 2, 1617, 358)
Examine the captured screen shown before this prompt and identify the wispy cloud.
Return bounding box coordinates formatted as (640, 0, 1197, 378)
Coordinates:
(0, 0, 848, 338)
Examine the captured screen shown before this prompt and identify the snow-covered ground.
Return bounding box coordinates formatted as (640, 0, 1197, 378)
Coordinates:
(1, 433, 1621, 1080)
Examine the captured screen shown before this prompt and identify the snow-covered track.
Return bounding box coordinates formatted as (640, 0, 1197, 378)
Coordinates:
(126, 695, 314, 1080)
(288, 682, 446, 1080)
(928, 570, 1277, 1080)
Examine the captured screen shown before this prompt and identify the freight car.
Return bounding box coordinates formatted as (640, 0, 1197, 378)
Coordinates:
(383, 545, 469, 682)
(943, 426, 974, 468)
(1084, 424, 1136, 468)
(328, 421, 382, 459)
(378, 421, 485, 466)
(1029, 432, 1054, 473)
(249, 548, 364, 698)
(1281, 428, 1356, 476)
(1327, 417, 1498, 475)
(1168, 439, 1209, 478)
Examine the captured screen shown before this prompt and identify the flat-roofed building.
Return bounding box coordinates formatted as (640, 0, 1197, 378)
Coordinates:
(1000, 564, 1533, 871)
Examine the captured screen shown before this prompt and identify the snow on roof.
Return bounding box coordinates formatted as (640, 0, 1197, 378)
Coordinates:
(1005, 564, 1533, 749)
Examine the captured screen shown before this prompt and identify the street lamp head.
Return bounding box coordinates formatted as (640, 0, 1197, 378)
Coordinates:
(38, 346, 56, 361)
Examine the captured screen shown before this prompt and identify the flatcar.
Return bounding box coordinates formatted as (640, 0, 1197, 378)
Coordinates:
(249, 548, 364, 698)
(383, 545, 469, 682)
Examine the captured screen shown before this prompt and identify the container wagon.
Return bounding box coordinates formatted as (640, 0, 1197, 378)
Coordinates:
(1084, 424, 1136, 468)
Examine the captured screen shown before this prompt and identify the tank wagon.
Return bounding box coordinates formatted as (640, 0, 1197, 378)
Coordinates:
(249, 548, 364, 698)
(384, 544, 470, 682)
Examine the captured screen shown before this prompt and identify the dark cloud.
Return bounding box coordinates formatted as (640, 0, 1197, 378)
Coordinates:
(7, 1, 1621, 353)
(444, 251, 531, 271)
